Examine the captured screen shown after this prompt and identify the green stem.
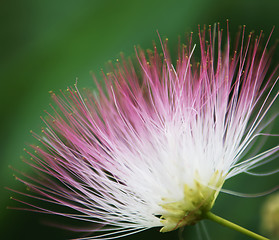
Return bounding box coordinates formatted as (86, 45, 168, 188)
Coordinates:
(204, 212, 269, 240)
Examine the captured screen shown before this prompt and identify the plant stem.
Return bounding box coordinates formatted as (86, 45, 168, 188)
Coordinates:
(204, 211, 269, 240)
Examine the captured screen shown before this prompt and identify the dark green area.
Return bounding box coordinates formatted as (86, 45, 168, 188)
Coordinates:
(1, 0, 278, 239)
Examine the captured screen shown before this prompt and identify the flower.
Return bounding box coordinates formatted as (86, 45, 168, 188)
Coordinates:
(11, 23, 278, 239)
(261, 192, 279, 239)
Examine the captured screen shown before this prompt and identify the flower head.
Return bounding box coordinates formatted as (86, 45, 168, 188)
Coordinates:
(11, 23, 278, 239)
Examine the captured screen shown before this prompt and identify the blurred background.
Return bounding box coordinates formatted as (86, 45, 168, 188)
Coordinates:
(1, 0, 279, 239)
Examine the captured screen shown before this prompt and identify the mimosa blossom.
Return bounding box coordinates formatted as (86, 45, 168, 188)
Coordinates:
(11, 24, 279, 239)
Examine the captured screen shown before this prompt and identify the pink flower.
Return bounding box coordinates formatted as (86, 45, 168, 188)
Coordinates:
(11, 23, 279, 239)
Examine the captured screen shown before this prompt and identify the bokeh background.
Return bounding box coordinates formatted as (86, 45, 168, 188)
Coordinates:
(1, 0, 278, 239)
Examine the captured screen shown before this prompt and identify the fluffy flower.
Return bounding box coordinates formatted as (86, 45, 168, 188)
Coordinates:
(12, 24, 278, 239)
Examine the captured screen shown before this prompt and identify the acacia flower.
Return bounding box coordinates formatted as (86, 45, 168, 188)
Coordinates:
(11, 23, 279, 240)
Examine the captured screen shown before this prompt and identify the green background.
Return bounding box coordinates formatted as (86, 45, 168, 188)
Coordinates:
(1, 0, 278, 239)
